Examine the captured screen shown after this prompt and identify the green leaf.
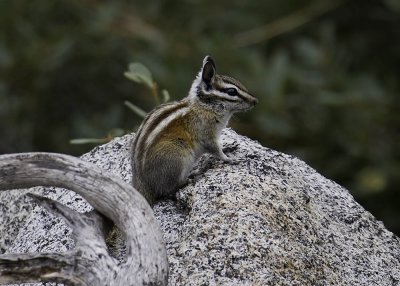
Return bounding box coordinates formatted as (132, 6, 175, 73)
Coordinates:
(108, 128, 125, 138)
(161, 89, 170, 103)
(124, 62, 154, 89)
(124, 100, 147, 118)
(70, 128, 126, 145)
(69, 138, 108, 145)
(356, 168, 387, 195)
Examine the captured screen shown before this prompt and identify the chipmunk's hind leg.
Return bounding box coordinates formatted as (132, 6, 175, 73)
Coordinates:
(144, 154, 184, 201)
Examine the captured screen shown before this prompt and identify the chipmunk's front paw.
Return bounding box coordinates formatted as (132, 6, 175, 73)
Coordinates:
(222, 142, 239, 154)
(222, 155, 248, 165)
(220, 153, 234, 164)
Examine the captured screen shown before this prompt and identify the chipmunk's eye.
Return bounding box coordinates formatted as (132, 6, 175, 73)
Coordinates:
(225, 88, 238, 96)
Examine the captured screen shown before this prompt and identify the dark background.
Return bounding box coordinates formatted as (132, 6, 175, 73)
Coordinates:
(1, 0, 399, 234)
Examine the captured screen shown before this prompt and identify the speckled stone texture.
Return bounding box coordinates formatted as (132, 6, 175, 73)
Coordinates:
(1, 128, 399, 286)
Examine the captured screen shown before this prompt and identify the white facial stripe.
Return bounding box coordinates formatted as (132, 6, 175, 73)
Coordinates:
(189, 70, 256, 103)
(202, 89, 241, 101)
(219, 83, 238, 89)
(218, 82, 255, 102)
(203, 85, 256, 103)
(237, 89, 256, 102)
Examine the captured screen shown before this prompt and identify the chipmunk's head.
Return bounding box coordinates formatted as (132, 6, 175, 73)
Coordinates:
(189, 56, 258, 113)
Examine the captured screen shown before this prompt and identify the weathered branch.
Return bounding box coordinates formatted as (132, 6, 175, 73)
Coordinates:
(0, 152, 168, 285)
(0, 251, 88, 285)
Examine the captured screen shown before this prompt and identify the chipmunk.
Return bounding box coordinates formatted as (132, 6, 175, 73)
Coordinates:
(131, 56, 257, 205)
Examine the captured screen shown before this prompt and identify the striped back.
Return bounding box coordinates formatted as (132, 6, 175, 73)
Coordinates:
(133, 100, 189, 166)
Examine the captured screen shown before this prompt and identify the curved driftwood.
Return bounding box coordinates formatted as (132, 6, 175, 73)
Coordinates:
(0, 152, 168, 286)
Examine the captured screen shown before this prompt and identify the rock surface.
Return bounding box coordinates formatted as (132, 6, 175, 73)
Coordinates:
(1, 128, 400, 285)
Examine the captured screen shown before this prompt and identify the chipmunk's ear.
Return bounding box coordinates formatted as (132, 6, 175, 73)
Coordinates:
(201, 56, 216, 84)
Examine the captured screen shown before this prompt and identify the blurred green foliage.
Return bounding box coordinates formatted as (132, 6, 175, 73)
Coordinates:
(0, 0, 399, 234)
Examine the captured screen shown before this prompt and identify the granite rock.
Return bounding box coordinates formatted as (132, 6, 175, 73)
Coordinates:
(1, 129, 399, 285)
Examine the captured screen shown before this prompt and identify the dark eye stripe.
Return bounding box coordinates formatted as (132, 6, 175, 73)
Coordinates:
(214, 84, 256, 102)
(216, 87, 248, 100)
